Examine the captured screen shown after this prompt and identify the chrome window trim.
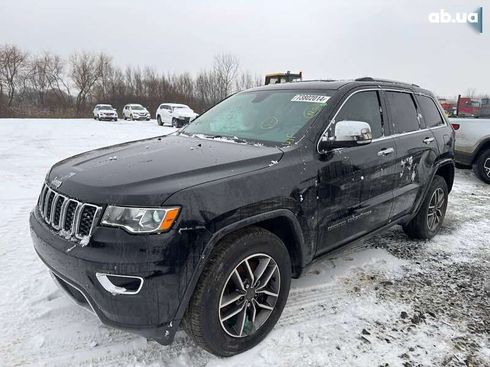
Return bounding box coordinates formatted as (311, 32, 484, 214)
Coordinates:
(316, 87, 447, 153)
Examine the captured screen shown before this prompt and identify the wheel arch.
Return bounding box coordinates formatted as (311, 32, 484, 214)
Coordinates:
(434, 159, 455, 193)
(172, 209, 306, 326)
(471, 138, 490, 164)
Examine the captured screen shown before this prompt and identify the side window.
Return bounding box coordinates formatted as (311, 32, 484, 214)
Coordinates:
(417, 95, 444, 128)
(386, 91, 420, 133)
(335, 91, 383, 139)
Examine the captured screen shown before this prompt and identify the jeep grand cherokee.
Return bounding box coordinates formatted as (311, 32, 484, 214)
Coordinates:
(30, 78, 455, 356)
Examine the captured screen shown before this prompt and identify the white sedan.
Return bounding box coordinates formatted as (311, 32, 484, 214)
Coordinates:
(156, 103, 198, 127)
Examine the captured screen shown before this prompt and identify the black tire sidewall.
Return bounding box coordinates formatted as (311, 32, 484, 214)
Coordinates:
(474, 149, 490, 184)
(420, 176, 448, 238)
(196, 232, 291, 356)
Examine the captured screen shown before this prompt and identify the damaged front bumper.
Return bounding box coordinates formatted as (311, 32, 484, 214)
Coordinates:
(29, 208, 208, 344)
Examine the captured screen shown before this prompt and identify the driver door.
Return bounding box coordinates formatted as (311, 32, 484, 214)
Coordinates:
(316, 89, 398, 254)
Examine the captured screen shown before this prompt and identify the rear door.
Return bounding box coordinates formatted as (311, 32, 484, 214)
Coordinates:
(385, 90, 438, 220)
(416, 94, 454, 159)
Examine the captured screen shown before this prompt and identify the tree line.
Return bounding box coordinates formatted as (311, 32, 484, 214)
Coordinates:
(0, 44, 262, 118)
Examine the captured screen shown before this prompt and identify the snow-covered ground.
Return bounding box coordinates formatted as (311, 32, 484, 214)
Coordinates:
(0, 118, 488, 367)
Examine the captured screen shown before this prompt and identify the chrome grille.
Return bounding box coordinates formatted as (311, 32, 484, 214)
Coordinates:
(37, 184, 102, 243)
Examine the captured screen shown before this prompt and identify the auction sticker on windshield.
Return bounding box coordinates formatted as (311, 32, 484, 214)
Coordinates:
(291, 94, 330, 103)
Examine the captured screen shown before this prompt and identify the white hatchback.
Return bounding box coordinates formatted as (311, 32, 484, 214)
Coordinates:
(156, 103, 198, 127)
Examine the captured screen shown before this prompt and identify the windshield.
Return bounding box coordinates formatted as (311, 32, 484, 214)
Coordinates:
(98, 105, 112, 110)
(131, 105, 145, 110)
(182, 90, 333, 144)
(175, 106, 191, 111)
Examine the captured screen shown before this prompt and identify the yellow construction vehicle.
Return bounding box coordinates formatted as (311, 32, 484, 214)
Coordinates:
(264, 71, 302, 85)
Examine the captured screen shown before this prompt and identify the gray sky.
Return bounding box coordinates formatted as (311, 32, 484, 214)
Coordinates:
(1, 0, 488, 97)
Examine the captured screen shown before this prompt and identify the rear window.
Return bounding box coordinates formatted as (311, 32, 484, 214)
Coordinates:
(386, 91, 420, 133)
(417, 95, 444, 128)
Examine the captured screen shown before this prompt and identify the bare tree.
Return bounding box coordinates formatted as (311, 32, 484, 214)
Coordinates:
(70, 52, 107, 116)
(213, 53, 239, 99)
(0, 44, 28, 106)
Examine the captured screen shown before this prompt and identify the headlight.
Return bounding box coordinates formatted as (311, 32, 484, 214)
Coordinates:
(101, 206, 180, 233)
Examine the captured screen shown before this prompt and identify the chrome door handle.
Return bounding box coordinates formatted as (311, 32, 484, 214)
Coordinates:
(423, 137, 435, 144)
(377, 147, 394, 156)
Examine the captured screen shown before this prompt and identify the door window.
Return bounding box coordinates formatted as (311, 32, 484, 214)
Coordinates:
(386, 91, 420, 133)
(334, 91, 383, 139)
(417, 95, 444, 128)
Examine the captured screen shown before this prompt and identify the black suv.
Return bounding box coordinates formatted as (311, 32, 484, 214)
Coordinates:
(30, 78, 455, 356)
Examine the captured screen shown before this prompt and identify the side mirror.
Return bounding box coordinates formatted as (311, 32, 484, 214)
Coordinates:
(319, 120, 373, 152)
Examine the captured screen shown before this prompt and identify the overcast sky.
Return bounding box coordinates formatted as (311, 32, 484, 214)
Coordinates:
(1, 0, 488, 97)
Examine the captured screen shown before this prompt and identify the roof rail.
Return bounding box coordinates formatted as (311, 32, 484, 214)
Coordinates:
(355, 77, 420, 88)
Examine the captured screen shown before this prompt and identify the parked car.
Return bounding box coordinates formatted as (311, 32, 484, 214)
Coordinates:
(93, 104, 118, 121)
(31, 78, 454, 357)
(450, 118, 490, 183)
(156, 103, 198, 127)
(122, 104, 150, 121)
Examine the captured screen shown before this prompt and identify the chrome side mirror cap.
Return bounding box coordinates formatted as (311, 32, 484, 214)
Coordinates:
(319, 120, 373, 151)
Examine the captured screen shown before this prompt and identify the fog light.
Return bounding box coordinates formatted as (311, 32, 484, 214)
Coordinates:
(96, 273, 144, 295)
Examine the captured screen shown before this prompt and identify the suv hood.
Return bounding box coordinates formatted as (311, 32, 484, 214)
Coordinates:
(47, 135, 283, 206)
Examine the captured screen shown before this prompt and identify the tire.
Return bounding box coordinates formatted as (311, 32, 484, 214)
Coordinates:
(402, 175, 448, 240)
(93, 115, 97, 120)
(114, 118, 118, 121)
(183, 227, 291, 357)
(130, 114, 134, 121)
(472, 148, 490, 184)
(123, 115, 127, 120)
(97, 116, 101, 121)
(157, 116, 163, 126)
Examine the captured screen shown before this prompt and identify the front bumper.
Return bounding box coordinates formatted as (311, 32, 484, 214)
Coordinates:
(99, 115, 118, 120)
(29, 208, 207, 344)
(133, 115, 150, 120)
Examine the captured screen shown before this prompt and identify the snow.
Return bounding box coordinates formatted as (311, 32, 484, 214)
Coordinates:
(0, 118, 489, 366)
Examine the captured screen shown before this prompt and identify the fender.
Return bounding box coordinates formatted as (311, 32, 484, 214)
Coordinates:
(170, 209, 306, 327)
(406, 158, 455, 223)
(470, 137, 490, 163)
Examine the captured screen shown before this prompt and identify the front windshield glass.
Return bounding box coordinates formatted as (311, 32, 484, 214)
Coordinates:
(182, 90, 333, 144)
(131, 105, 145, 110)
(99, 105, 113, 110)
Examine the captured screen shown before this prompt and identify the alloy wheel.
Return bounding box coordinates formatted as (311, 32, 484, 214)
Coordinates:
(427, 187, 445, 231)
(219, 253, 280, 338)
(484, 158, 490, 178)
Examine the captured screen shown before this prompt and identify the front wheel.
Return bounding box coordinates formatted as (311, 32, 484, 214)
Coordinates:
(183, 227, 291, 357)
(157, 116, 163, 126)
(403, 175, 448, 239)
(472, 148, 490, 184)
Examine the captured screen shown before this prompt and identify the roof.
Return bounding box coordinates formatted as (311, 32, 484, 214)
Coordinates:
(247, 77, 432, 95)
(161, 103, 190, 107)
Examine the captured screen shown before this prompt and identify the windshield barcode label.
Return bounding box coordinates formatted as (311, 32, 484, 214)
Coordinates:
(291, 95, 330, 103)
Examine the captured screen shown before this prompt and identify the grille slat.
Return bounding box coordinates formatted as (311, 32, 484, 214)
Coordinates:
(37, 184, 101, 243)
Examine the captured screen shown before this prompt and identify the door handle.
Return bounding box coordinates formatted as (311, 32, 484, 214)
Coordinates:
(423, 137, 435, 144)
(377, 147, 394, 156)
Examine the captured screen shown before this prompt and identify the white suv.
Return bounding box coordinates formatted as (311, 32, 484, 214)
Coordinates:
(122, 104, 151, 121)
(93, 104, 118, 121)
(156, 103, 198, 127)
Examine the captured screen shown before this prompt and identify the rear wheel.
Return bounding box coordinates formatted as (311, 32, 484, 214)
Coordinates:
(130, 114, 134, 121)
(183, 227, 291, 357)
(472, 148, 490, 184)
(403, 175, 448, 239)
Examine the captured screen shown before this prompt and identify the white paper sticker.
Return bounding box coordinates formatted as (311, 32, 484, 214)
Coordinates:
(291, 94, 330, 103)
